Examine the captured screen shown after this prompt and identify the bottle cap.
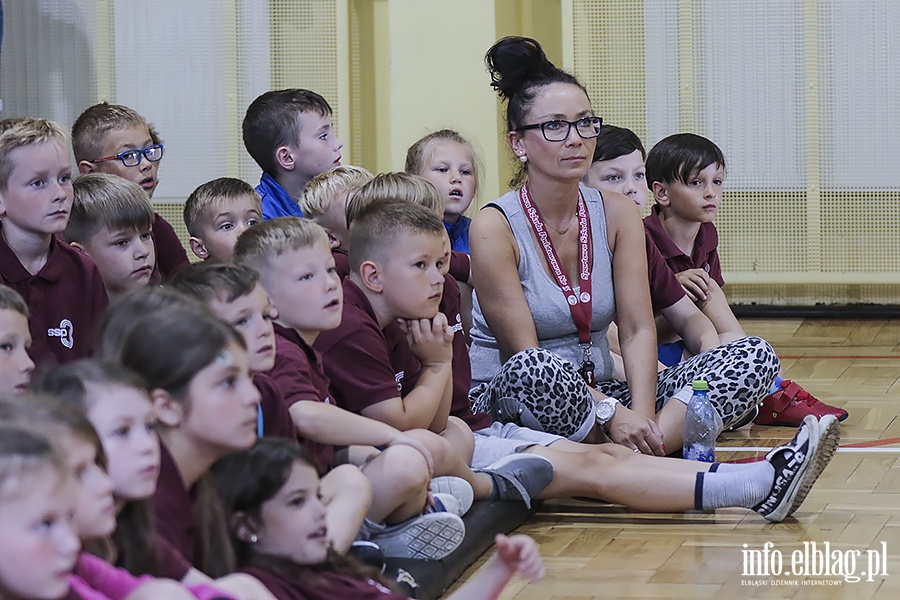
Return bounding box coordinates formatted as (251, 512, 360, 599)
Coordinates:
(692, 379, 709, 391)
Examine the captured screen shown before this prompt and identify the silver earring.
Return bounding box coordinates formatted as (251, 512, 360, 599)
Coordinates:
(249, 534, 258, 544)
(518, 155, 527, 163)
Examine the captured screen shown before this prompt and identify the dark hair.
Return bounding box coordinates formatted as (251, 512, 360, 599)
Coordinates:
(211, 438, 391, 588)
(592, 124, 646, 163)
(0, 284, 28, 317)
(485, 36, 588, 187)
(242, 89, 333, 175)
(30, 360, 158, 575)
(115, 306, 244, 576)
(169, 262, 261, 305)
(348, 198, 445, 274)
(0, 424, 67, 500)
(645, 133, 726, 187)
(117, 307, 243, 407)
(95, 287, 208, 361)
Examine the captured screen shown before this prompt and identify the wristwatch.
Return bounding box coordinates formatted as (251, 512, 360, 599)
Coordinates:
(594, 397, 619, 426)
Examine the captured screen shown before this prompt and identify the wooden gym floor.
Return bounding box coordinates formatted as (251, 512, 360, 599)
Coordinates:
(451, 318, 900, 599)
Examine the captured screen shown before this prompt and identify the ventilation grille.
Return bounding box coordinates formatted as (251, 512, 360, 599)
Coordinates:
(571, 0, 900, 304)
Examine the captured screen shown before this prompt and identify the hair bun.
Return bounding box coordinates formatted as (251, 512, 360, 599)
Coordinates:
(485, 36, 557, 100)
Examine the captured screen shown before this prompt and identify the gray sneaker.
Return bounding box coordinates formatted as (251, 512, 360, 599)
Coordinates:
(371, 512, 465, 560)
(476, 453, 554, 508)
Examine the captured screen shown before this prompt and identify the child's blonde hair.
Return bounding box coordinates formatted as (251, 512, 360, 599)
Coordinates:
(71, 102, 157, 163)
(404, 129, 481, 198)
(347, 172, 443, 226)
(64, 174, 155, 245)
(183, 177, 262, 238)
(348, 200, 445, 273)
(300, 165, 374, 219)
(0, 117, 68, 190)
(233, 217, 329, 278)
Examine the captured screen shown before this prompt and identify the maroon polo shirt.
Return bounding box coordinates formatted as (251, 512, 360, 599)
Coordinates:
(643, 205, 724, 287)
(267, 323, 336, 475)
(313, 279, 421, 417)
(332, 248, 351, 280)
(253, 372, 300, 442)
(151, 214, 191, 282)
(149, 536, 192, 580)
(0, 226, 108, 367)
(440, 273, 490, 431)
(241, 566, 407, 600)
(645, 236, 686, 312)
(448, 250, 470, 285)
(152, 443, 197, 564)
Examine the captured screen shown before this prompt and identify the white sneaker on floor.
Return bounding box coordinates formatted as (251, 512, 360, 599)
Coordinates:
(430, 476, 474, 515)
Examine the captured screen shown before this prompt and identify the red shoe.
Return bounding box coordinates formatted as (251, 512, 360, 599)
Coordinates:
(753, 380, 849, 426)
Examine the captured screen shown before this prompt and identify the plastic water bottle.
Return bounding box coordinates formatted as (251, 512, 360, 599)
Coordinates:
(683, 379, 722, 462)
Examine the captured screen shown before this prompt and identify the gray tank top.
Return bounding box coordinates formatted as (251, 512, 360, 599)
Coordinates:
(469, 184, 617, 387)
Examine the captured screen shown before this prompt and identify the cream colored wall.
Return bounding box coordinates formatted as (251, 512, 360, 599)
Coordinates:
(366, 0, 503, 202)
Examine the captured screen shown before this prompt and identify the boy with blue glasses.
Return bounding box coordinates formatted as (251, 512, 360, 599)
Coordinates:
(72, 102, 190, 281)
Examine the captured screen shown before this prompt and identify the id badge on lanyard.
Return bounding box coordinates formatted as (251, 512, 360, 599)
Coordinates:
(518, 185, 595, 386)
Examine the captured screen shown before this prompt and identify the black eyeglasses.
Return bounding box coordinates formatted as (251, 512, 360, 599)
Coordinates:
(93, 144, 164, 167)
(516, 117, 603, 142)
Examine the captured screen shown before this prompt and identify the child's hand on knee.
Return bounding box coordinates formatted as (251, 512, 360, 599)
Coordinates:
(400, 314, 453, 367)
(676, 268, 711, 302)
(494, 534, 545, 583)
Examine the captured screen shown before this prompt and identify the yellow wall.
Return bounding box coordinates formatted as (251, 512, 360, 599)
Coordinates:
(350, 0, 502, 203)
(349, 0, 567, 203)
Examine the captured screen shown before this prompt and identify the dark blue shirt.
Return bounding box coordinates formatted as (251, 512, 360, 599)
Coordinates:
(257, 172, 303, 220)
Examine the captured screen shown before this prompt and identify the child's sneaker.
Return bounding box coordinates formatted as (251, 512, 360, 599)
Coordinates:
(430, 493, 463, 516)
(724, 405, 759, 432)
(789, 414, 840, 517)
(754, 414, 840, 522)
(347, 540, 386, 572)
(371, 512, 465, 560)
(753, 380, 848, 426)
(475, 453, 554, 508)
(431, 476, 474, 515)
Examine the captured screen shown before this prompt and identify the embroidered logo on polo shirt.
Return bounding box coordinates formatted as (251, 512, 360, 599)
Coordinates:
(394, 371, 404, 392)
(47, 319, 74, 349)
(450, 313, 463, 334)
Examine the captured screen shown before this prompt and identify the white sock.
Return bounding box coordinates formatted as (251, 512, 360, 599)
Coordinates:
(672, 385, 692, 405)
(695, 460, 775, 509)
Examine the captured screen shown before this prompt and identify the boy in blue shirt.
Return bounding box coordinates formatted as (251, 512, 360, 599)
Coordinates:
(242, 89, 344, 220)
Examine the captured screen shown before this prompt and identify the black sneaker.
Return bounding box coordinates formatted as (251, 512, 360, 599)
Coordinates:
(347, 540, 386, 573)
(788, 414, 840, 517)
(754, 414, 839, 522)
(476, 453, 554, 508)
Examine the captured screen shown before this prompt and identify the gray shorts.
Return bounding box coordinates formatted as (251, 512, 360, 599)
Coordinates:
(471, 422, 564, 470)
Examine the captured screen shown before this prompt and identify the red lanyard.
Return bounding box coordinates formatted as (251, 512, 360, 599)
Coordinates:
(518, 185, 596, 384)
